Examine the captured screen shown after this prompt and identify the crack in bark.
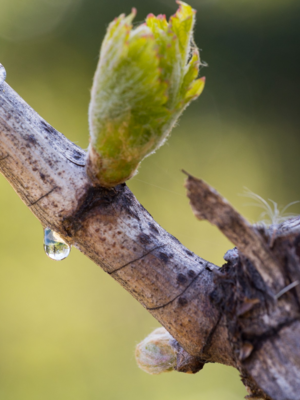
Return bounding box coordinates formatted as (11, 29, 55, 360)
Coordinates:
(0, 154, 9, 161)
(146, 266, 206, 310)
(200, 312, 222, 358)
(108, 244, 166, 275)
(29, 186, 58, 206)
(65, 154, 86, 167)
(245, 317, 300, 349)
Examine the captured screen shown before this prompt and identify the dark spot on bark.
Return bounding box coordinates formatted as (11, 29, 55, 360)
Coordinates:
(123, 192, 133, 206)
(121, 192, 140, 221)
(72, 150, 81, 160)
(149, 222, 159, 234)
(65, 148, 86, 166)
(159, 252, 169, 263)
(117, 231, 122, 235)
(40, 120, 57, 136)
(178, 297, 188, 307)
(25, 134, 37, 145)
(188, 270, 196, 278)
(139, 233, 151, 244)
(185, 250, 193, 257)
(95, 228, 99, 233)
(177, 273, 188, 285)
(39, 172, 46, 181)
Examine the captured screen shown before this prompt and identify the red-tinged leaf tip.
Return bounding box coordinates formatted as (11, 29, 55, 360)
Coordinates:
(157, 14, 166, 20)
(147, 13, 155, 19)
(131, 8, 137, 16)
(199, 76, 206, 82)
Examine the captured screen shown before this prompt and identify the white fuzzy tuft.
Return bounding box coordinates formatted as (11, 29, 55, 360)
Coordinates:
(242, 188, 299, 227)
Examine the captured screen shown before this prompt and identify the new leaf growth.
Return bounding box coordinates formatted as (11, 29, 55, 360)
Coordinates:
(88, 1, 205, 187)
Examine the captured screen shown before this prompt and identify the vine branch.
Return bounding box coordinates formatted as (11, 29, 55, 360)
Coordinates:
(1, 80, 300, 400)
(0, 81, 229, 362)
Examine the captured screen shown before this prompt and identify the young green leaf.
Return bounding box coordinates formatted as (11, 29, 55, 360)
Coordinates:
(88, 1, 205, 187)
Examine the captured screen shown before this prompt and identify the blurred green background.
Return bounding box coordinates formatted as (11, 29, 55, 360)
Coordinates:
(1, 0, 300, 399)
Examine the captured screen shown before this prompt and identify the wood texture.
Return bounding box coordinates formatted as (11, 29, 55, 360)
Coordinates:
(1, 79, 300, 400)
(184, 173, 283, 292)
(0, 81, 233, 365)
(185, 173, 300, 400)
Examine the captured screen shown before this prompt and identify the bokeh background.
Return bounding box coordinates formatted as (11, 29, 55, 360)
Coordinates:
(1, 0, 300, 399)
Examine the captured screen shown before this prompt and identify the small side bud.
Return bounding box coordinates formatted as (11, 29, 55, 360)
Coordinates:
(135, 327, 177, 375)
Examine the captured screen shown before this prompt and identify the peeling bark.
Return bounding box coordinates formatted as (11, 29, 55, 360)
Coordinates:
(186, 173, 300, 400)
(1, 81, 300, 400)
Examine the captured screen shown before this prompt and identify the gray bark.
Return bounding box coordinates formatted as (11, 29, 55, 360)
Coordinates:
(1, 79, 300, 400)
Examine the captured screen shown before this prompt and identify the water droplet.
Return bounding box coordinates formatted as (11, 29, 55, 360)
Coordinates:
(44, 228, 71, 261)
(0, 64, 6, 85)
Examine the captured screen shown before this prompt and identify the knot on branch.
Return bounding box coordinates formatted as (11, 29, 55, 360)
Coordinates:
(184, 171, 300, 400)
(62, 183, 128, 237)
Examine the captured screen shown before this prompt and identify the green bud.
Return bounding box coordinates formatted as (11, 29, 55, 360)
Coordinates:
(88, 1, 205, 187)
(135, 328, 177, 374)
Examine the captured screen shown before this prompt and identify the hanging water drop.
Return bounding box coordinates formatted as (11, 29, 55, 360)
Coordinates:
(0, 64, 6, 85)
(44, 228, 71, 261)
